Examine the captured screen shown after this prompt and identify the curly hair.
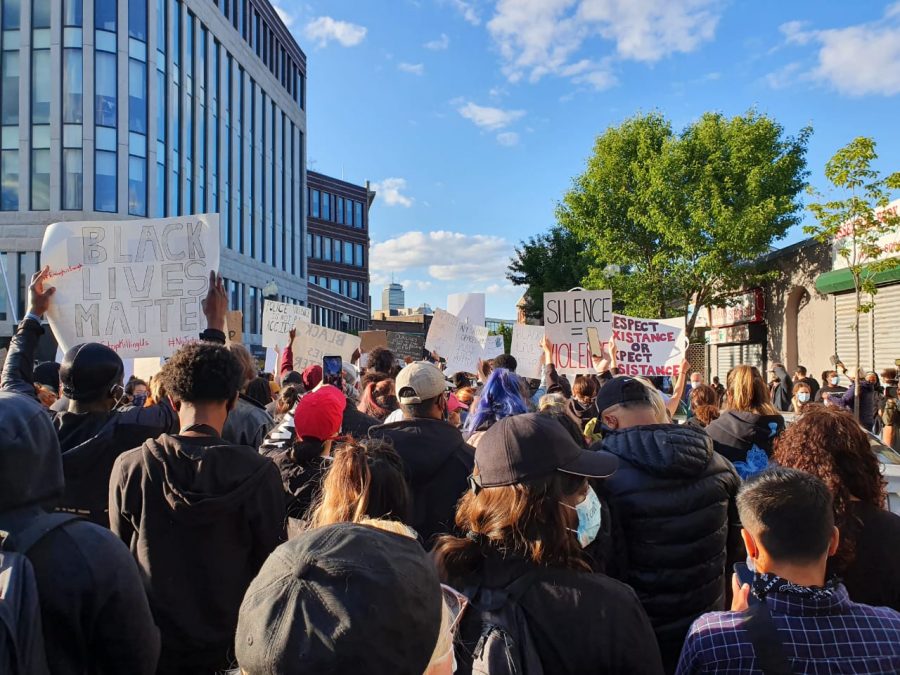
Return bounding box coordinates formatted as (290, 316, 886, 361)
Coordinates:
(159, 342, 243, 404)
(772, 404, 887, 570)
(367, 347, 396, 375)
(690, 384, 721, 426)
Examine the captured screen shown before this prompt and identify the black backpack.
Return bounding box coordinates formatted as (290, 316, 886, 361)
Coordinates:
(0, 512, 79, 675)
(461, 571, 544, 675)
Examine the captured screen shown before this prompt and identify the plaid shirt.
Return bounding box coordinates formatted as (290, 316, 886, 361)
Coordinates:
(676, 581, 900, 674)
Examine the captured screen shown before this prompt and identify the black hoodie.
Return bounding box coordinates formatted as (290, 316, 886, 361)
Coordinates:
(369, 417, 474, 547)
(704, 409, 785, 479)
(109, 433, 284, 674)
(594, 424, 740, 673)
(0, 391, 160, 675)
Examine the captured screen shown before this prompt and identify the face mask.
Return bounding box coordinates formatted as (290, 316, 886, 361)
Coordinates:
(831, 377, 840, 386)
(132, 393, 148, 408)
(798, 392, 810, 403)
(561, 486, 602, 548)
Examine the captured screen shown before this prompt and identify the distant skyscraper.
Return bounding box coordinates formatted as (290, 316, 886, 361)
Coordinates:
(382, 282, 405, 313)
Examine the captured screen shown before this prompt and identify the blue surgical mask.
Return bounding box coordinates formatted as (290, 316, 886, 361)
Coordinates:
(831, 377, 840, 386)
(798, 392, 810, 404)
(561, 486, 602, 548)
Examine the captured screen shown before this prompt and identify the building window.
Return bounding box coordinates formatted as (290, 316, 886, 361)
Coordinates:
(129, 0, 147, 41)
(355, 243, 364, 267)
(344, 241, 353, 264)
(336, 196, 344, 224)
(95, 150, 116, 212)
(196, 25, 206, 212)
(95, 51, 117, 127)
(1, 149, 18, 210)
(62, 48, 83, 123)
(333, 238, 341, 263)
(330, 278, 339, 294)
(321, 190, 330, 220)
(311, 188, 319, 217)
(223, 52, 232, 246)
(128, 155, 146, 215)
(96, 0, 116, 31)
(183, 13, 193, 215)
(314, 235, 321, 258)
(210, 39, 219, 225)
(345, 198, 353, 227)
(62, 147, 83, 210)
(2, 0, 20, 29)
(128, 59, 147, 134)
(1, 50, 18, 125)
(355, 201, 363, 229)
(323, 237, 332, 261)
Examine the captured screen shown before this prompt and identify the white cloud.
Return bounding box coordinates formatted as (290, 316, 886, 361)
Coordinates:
(450, 0, 481, 25)
(772, 5, 900, 97)
(485, 283, 519, 295)
(485, 0, 720, 89)
(398, 62, 426, 75)
(272, 4, 295, 28)
(304, 16, 367, 48)
(371, 178, 414, 207)
(424, 33, 451, 50)
(496, 131, 520, 146)
(457, 102, 525, 130)
(370, 231, 513, 283)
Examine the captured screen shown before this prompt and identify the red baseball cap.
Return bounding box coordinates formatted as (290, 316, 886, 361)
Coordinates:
(302, 365, 323, 391)
(294, 385, 345, 441)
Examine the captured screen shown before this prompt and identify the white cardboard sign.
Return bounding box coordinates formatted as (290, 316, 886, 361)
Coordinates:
(262, 300, 312, 348)
(611, 314, 688, 378)
(543, 290, 613, 374)
(424, 308, 460, 359)
(41, 214, 220, 358)
(444, 323, 490, 376)
(291, 320, 361, 372)
(511, 324, 546, 380)
(447, 292, 486, 326)
(482, 335, 505, 361)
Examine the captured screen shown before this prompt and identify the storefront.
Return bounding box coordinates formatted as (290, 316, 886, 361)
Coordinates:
(706, 289, 767, 382)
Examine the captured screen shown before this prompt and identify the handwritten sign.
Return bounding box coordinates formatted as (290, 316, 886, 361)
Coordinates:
(291, 320, 361, 372)
(511, 324, 546, 380)
(262, 300, 311, 348)
(447, 292, 485, 326)
(225, 311, 243, 345)
(612, 314, 688, 377)
(425, 308, 460, 358)
(444, 323, 490, 376)
(41, 214, 220, 358)
(482, 335, 505, 361)
(360, 330, 388, 353)
(543, 290, 612, 374)
(387, 331, 426, 361)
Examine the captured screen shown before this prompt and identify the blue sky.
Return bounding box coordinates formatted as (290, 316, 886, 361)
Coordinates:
(275, 1, 900, 319)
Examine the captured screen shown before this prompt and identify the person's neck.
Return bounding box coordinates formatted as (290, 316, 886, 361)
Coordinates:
(177, 403, 228, 436)
(758, 559, 827, 588)
(69, 399, 112, 414)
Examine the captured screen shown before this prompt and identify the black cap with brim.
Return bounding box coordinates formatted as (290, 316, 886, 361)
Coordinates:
(473, 413, 618, 489)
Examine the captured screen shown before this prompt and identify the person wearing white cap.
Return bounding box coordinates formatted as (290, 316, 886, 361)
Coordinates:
(369, 362, 474, 548)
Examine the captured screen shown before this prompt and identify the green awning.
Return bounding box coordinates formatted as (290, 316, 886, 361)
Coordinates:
(815, 258, 900, 294)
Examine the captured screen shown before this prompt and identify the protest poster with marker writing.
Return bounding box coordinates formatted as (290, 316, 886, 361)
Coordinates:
(543, 290, 613, 375)
(611, 314, 688, 378)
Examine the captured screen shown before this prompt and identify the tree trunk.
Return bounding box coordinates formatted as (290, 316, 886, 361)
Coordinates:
(854, 282, 861, 422)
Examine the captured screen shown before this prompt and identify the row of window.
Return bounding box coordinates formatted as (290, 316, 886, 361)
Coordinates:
(223, 277, 303, 336)
(309, 304, 368, 335)
(215, 0, 304, 108)
(309, 189, 365, 229)
(309, 275, 365, 303)
(306, 233, 365, 267)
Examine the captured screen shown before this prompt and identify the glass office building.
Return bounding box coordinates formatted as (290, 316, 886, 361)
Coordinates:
(0, 0, 307, 346)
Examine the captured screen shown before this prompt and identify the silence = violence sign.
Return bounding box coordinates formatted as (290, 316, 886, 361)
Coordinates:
(543, 290, 612, 374)
(41, 215, 220, 358)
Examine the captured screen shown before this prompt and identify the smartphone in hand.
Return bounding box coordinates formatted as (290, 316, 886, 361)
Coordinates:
(323, 355, 343, 388)
(733, 562, 759, 605)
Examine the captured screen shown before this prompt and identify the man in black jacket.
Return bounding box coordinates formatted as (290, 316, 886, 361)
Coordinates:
(110, 331, 284, 673)
(769, 362, 794, 412)
(0, 269, 160, 674)
(369, 361, 474, 547)
(591, 377, 741, 674)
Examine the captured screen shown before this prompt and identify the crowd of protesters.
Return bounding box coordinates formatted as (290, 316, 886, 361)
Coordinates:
(1, 266, 899, 674)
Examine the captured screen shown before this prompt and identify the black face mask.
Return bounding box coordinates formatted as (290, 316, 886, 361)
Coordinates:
(132, 393, 148, 408)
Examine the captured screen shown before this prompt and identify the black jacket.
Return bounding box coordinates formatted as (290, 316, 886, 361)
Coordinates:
(221, 393, 274, 450)
(593, 424, 740, 671)
(445, 552, 664, 675)
(1, 317, 179, 526)
(343, 397, 380, 438)
(260, 447, 330, 522)
(567, 396, 599, 431)
(110, 433, 284, 674)
(704, 410, 785, 478)
(771, 365, 793, 412)
(370, 417, 474, 547)
(0, 390, 159, 675)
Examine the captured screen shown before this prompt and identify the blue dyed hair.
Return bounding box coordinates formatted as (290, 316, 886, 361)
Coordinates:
(464, 368, 528, 435)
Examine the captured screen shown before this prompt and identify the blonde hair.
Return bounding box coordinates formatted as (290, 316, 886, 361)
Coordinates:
(726, 365, 777, 415)
(538, 392, 567, 413)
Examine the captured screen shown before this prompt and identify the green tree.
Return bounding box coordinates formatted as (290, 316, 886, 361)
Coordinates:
(506, 226, 590, 321)
(805, 137, 900, 419)
(492, 323, 514, 354)
(557, 110, 810, 333)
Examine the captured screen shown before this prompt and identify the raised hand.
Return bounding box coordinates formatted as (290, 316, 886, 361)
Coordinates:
(28, 266, 55, 318)
(201, 271, 227, 332)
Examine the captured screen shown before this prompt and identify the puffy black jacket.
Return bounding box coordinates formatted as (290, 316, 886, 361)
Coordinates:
(592, 424, 740, 672)
(370, 418, 474, 547)
(704, 410, 785, 479)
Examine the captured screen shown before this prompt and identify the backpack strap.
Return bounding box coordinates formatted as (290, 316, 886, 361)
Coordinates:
(741, 601, 794, 675)
(0, 512, 81, 555)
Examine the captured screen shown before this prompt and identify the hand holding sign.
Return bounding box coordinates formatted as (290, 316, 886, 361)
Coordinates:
(28, 266, 56, 318)
(202, 271, 227, 332)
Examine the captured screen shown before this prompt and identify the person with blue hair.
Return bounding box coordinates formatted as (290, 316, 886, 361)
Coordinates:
(464, 368, 529, 448)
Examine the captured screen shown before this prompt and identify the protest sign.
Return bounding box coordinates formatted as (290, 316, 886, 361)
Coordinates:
(387, 331, 426, 361)
(447, 293, 485, 326)
(444, 323, 490, 376)
(41, 214, 220, 358)
(360, 330, 388, 353)
(225, 311, 243, 345)
(511, 324, 546, 380)
(543, 290, 612, 374)
(482, 335, 505, 361)
(425, 308, 460, 359)
(291, 320, 361, 372)
(611, 314, 688, 378)
(264, 348, 277, 375)
(262, 300, 312, 348)
(133, 357, 164, 382)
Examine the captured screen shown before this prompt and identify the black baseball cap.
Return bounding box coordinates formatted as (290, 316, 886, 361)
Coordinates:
(594, 376, 651, 416)
(472, 413, 618, 489)
(59, 343, 124, 401)
(236, 522, 442, 675)
(33, 361, 60, 391)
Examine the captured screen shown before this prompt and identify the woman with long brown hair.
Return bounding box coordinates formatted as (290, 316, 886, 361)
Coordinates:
(432, 413, 662, 674)
(705, 365, 785, 478)
(357, 373, 400, 422)
(684, 383, 721, 430)
(773, 405, 900, 610)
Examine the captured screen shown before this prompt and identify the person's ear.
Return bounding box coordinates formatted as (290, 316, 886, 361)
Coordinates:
(602, 415, 618, 430)
(827, 526, 840, 557)
(741, 528, 759, 560)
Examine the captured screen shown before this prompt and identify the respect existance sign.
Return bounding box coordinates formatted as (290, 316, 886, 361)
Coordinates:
(612, 314, 688, 378)
(42, 215, 219, 358)
(543, 290, 612, 375)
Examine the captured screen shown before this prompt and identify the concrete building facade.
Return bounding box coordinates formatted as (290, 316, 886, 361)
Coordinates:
(0, 0, 308, 347)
